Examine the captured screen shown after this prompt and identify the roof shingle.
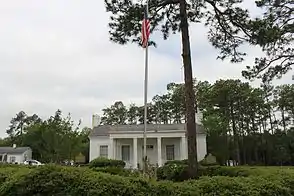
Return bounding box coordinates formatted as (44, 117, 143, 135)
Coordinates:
(0, 147, 31, 154)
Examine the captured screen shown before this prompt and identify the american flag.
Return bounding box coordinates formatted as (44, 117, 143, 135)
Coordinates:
(141, 5, 150, 48)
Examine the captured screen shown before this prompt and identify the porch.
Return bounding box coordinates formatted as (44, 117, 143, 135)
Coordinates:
(103, 137, 187, 169)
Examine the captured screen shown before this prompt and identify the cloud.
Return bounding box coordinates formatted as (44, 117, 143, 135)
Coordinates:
(0, 0, 292, 138)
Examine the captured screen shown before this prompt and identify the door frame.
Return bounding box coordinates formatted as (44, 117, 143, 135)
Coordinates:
(121, 145, 131, 163)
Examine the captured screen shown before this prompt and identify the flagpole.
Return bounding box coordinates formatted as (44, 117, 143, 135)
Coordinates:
(143, 1, 149, 175)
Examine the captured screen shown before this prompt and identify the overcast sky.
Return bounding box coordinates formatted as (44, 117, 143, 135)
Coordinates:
(0, 0, 292, 138)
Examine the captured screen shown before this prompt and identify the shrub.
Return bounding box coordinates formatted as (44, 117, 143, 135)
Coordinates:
(92, 167, 140, 177)
(0, 167, 20, 184)
(198, 166, 250, 177)
(164, 159, 188, 166)
(1, 165, 294, 195)
(0, 165, 196, 196)
(188, 176, 292, 196)
(157, 163, 294, 182)
(89, 157, 125, 168)
(157, 163, 191, 181)
(164, 156, 219, 167)
(157, 164, 253, 181)
(199, 158, 219, 166)
(0, 165, 151, 196)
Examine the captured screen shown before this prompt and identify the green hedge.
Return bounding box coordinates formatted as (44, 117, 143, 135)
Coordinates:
(92, 166, 140, 177)
(159, 158, 220, 181)
(1, 165, 294, 195)
(164, 159, 188, 165)
(163, 155, 218, 167)
(157, 161, 294, 181)
(89, 157, 126, 168)
(0, 165, 179, 196)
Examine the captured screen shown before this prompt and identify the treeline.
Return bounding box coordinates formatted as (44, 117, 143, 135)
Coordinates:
(100, 79, 294, 166)
(1, 79, 293, 166)
(0, 110, 90, 163)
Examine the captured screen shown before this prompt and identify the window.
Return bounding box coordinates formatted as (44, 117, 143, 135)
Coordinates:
(9, 156, 16, 163)
(166, 145, 175, 160)
(122, 145, 130, 161)
(142, 145, 154, 149)
(99, 145, 108, 158)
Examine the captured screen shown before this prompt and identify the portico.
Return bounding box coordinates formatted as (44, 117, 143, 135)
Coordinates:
(89, 123, 207, 169)
(107, 135, 187, 168)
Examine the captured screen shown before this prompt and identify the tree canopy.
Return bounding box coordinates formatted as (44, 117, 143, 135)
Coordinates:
(105, 0, 250, 176)
(100, 79, 294, 165)
(3, 110, 89, 163)
(104, 1, 293, 176)
(1, 80, 293, 166)
(105, 0, 249, 60)
(242, 0, 294, 82)
(105, 0, 293, 82)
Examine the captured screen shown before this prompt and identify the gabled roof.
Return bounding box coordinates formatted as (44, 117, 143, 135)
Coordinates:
(0, 147, 31, 154)
(89, 123, 205, 137)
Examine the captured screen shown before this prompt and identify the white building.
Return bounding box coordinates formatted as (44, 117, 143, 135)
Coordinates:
(0, 145, 32, 164)
(89, 113, 207, 169)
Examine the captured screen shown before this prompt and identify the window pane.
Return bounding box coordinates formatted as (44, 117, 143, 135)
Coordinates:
(122, 146, 130, 161)
(166, 145, 175, 160)
(100, 145, 108, 158)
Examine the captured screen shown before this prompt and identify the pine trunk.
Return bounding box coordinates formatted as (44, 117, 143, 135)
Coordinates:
(230, 101, 240, 165)
(179, 0, 198, 179)
(281, 109, 286, 132)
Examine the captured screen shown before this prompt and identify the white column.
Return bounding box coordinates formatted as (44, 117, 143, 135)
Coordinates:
(133, 137, 138, 168)
(113, 139, 116, 159)
(181, 136, 187, 160)
(157, 137, 162, 166)
(109, 137, 114, 159)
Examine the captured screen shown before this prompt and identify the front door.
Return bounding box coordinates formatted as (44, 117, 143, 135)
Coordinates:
(142, 145, 156, 165)
(121, 145, 131, 167)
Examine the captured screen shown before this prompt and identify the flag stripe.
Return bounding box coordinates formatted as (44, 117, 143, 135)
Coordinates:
(141, 6, 150, 48)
